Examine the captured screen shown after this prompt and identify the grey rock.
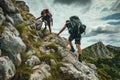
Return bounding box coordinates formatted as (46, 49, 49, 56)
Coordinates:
(35, 20, 42, 30)
(30, 63, 51, 80)
(50, 59, 56, 65)
(37, 31, 44, 38)
(0, 0, 16, 13)
(27, 50, 35, 57)
(0, 56, 16, 80)
(26, 55, 40, 67)
(52, 36, 68, 48)
(39, 46, 47, 54)
(11, 0, 16, 3)
(6, 14, 15, 25)
(89, 42, 111, 58)
(33, 36, 39, 42)
(8, 13, 23, 25)
(0, 14, 5, 26)
(50, 49, 55, 53)
(0, 49, 1, 56)
(0, 63, 5, 80)
(16, 1, 29, 12)
(58, 47, 98, 80)
(0, 7, 4, 14)
(87, 63, 97, 70)
(0, 23, 26, 66)
(60, 63, 81, 79)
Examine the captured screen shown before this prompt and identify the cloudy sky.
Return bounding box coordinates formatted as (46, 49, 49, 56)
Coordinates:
(23, 0, 120, 48)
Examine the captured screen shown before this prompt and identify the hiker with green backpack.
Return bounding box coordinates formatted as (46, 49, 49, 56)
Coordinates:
(57, 16, 86, 62)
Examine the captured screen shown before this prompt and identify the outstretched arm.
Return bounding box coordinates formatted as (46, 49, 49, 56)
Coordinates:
(36, 16, 42, 20)
(57, 24, 67, 36)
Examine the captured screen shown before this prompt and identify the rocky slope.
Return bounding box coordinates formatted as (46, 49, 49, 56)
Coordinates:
(0, 0, 98, 80)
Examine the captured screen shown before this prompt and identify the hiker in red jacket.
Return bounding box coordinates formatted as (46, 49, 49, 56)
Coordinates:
(36, 9, 53, 34)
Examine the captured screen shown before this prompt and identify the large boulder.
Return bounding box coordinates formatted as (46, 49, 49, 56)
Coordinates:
(0, 22, 26, 66)
(8, 13, 23, 25)
(26, 55, 41, 67)
(58, 47, 98, 80)
(0, 7, 4, 14)
(16, 1, 29, 12)
(0, 7, 5, 26)
(0, 56, 16, 80)
(0, 14, 5, 26)
(30, 63, 51, 80)
(0, 49, 1, 56)
(0, 0, 16, 13)
(0, 63, 5, 80)
(51, 35, 68, 48)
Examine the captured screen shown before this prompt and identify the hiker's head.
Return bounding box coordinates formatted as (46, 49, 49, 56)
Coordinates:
(44, 9, 49, 13)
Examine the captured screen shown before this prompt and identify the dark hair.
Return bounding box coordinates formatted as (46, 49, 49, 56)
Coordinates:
(44, 9, 49, 13)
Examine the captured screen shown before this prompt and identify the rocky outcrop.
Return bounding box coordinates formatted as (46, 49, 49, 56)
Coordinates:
(0, 0, 16, 13)
(0, 7, 5, 26)
(58, 47, 98, 80)
(83, 42, 112, 59)
(26, 55, 41, 68)
(16, 1, 29, 12)
(0, 0, 27, 79)
(30, 63, 51, 80)
(0, 56, 15, 80)
(0, 0, 23, 25)
(0, 22, 26, 66)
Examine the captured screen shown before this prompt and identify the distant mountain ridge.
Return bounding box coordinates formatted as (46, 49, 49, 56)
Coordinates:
(83, 42, 120, 80)
(82, 42, 113, 61)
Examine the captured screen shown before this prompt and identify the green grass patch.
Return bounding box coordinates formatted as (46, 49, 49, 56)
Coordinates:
(46, 43, 58, 52)
(44, 62, 64, 80)
(0, 26, 4, 33)
(12, 52, 33, 80)
(15, 23, 29, 36)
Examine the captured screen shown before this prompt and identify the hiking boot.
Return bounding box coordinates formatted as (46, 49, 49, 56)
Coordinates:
(78, 54, 82, 62)
(70, 46, 75, 52)
(70, 48, 75, 52)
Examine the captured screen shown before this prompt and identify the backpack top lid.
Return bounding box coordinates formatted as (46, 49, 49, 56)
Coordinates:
(67, 16, 86, 35)
(70, 16, 80, 22)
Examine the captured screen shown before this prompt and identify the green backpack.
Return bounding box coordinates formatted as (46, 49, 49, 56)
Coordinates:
(66, 16, 86, 35)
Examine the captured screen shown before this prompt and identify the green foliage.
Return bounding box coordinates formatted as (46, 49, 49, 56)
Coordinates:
(13, 64, 33, 80)
(31, 38, 42, 48)
(46, 43, 58, 52)
(39, 52, 62, 64)
(44, 62, 64, 80)
(12, 52, 33, 80)
(83, 46, 120, 80)
(0, 26, 4, 33)
(19, 8, 35, 21)
(15, 23, 28, 36)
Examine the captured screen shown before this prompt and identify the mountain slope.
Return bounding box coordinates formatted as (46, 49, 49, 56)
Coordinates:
(83, 42, 120, 80)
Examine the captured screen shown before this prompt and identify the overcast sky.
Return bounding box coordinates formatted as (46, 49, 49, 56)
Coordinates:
(23, 0, 120, 48)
